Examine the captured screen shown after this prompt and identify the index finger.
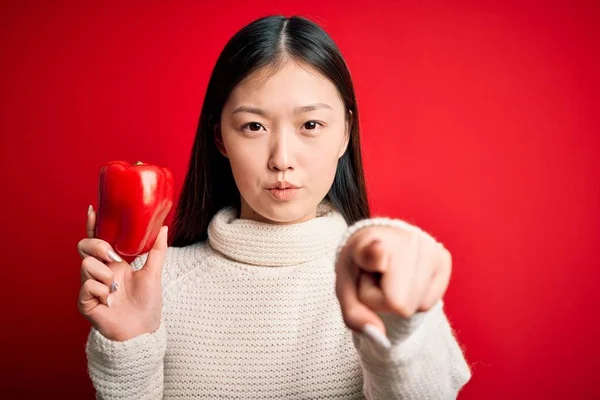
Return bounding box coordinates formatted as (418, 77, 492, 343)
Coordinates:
(87, 205, 96, 239)
(335, 246, 386, 334)
(380, 229, 420, 317)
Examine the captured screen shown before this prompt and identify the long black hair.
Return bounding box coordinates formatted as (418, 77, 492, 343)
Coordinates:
(171, 15, 370, 247)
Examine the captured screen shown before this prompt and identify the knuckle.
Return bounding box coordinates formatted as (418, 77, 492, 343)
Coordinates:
(404, 227, 417, 236)
(92, 239, 108, 253)
(99, 240, 111, 253)
(396, 227, 414, 240)
(82, 278, 108, 295)
(409, 229, 422, 243)
(81, 278, 94, 291)
(341, 306, 361, 331)
(77, 239, 89, 258)
(81, 256, 95, 271)
(77, 287, 87, 304)
(347, 230, 370, 251)
(86, 239, 111, 257)
(386, 297, 413, 318)
(355, 240, 387, 271)
(357, 286, 369, 304)
(420, 297, 437, 311)
(366, 241, 384, 261)
(439, 245, 452, 272)
(340, 311, 354, 330)
(358, 289, 379, 309)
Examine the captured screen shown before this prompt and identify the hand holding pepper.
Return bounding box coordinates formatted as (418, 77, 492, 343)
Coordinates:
(77, 206, 168, 342)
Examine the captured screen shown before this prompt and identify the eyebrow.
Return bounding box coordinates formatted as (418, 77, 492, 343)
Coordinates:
(232, 103, 333, 117)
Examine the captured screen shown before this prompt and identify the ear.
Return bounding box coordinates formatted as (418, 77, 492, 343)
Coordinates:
(339, 109, 352, 158)
(214, 122, 228, 158)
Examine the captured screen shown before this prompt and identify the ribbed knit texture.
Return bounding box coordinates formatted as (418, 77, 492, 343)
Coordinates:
(86, 201, 471, 399)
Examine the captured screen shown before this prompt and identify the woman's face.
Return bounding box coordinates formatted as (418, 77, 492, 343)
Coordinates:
(219, 61, 350, 224)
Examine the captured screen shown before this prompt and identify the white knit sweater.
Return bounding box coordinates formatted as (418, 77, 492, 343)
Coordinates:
(85, 201, 471, 399)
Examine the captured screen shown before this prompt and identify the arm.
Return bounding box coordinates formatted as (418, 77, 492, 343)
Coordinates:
(335, 217, 472, 399)
(353, 299, 471, 399)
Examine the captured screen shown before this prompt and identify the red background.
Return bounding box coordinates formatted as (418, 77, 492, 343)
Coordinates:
(1, 1, 599, 398)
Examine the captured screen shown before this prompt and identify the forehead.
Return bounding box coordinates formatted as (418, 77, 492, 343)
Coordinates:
(226, 60, 343, 109)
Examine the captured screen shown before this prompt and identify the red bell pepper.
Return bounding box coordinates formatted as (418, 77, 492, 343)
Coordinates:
(95, 160, 174, 257)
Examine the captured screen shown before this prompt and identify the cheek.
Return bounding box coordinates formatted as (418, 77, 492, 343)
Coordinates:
(302, 142, 340, 188)
(224, 143, 265, 191)
(223, 132, 253, 168)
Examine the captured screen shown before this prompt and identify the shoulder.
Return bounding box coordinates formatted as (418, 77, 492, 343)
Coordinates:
(130, 241, 211, 290)
(164, 242, 211, 285)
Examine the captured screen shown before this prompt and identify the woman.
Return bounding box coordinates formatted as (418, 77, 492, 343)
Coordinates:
(77, 15, 471, 399)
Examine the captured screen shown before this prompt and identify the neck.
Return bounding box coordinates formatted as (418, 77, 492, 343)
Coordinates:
(207, 199, 348, 267)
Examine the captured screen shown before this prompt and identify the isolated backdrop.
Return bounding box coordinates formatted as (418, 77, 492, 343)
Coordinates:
(1, 1, 599, 398)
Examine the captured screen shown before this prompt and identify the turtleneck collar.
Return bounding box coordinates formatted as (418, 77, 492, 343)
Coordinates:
(207, 200, 349, 267)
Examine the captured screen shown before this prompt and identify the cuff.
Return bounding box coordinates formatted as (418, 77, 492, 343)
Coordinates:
(353, 300, 444, 364)
(379, 298, 444, 343)
(85, 320, 167, 370)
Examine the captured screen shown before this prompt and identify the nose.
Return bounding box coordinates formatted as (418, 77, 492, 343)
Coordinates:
(268, 130, 295, 172)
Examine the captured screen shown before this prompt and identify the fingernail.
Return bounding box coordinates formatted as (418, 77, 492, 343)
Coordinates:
(107, 295, 112, 308)
(88, 205, 93, 216)
(107, 250, 123, 263)
(110, 281, 119, 292)
(362, 323, 392, 350)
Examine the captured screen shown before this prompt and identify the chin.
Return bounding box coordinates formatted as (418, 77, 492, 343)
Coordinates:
(251, 197, 314, 225)
(262, 204, 304, 224)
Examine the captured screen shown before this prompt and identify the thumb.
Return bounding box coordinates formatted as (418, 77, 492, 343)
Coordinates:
(141, 225, 168, 275)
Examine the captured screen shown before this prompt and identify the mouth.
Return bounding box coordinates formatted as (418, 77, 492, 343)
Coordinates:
(267, 181, 300, 190)
(267, 187, 300, 200)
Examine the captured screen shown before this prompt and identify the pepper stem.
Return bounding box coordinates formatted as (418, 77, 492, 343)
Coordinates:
(134, 161, 143, 165)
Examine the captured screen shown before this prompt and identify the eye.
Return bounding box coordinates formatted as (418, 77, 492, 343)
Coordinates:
(303, 121, 323, 131)
(241, 122, 265, 132)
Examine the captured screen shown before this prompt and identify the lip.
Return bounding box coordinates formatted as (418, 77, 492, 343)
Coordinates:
(267, 187, 300, 200)
(267, 181, 300, 189)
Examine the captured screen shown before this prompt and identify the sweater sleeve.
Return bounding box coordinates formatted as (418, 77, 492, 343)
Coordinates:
(336, 217, 471, 399)
(353, 300, 471, 399)
(85, 253, 167, 400)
